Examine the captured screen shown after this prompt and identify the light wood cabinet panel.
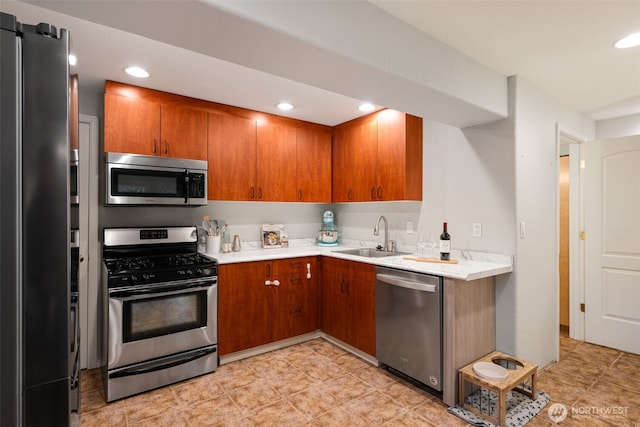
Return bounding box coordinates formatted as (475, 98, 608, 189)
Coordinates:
(321, 258, 376, 356)
(207, 113, 257, 201)
(104, 93, 160, 155)
(296, 127, 332, 202)
(442, 276, 496, 406)
(332, 109, 422, 202)
(256, 122, 297, 201)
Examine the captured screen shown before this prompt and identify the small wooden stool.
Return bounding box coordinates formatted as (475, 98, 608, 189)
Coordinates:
(458, 351, 538, 427)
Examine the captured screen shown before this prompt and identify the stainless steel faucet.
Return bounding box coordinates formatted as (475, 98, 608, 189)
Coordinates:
(373, 215, 389, 251)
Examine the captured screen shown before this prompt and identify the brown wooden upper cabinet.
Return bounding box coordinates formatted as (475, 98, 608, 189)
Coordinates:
(332, 109, 423, 202)
(103, 83, 421, 203)
(208, 112, 331, 202)
(104, 81, 207, 160)
(207, 113, 257, 201)
(295, 126, 332, 202)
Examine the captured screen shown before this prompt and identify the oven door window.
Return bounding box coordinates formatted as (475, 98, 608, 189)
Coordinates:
(122, 290, 207, 342)
(111, 168, 186, 198)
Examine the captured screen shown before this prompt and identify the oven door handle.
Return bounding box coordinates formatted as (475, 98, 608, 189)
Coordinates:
(108, 346, 217, 379)
(109, 282, 214, 300)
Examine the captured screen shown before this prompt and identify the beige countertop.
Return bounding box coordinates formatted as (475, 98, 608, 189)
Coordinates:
(202, 239, 512, 281)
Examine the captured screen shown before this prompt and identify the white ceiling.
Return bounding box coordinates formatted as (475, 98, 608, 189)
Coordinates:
(370, 0, 640, 121)
(3, 0, 639, 125)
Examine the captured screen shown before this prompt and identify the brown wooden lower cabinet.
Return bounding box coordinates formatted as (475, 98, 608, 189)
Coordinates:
(219, 254, 496, 404)
(320, 258, 376, 356)
(218, 257, 319, 356)
(271, 257, 318, 342)
(218, 260, 272, 355)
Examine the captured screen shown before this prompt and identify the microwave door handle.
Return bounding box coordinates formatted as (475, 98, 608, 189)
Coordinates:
(184, 171, 189, 204)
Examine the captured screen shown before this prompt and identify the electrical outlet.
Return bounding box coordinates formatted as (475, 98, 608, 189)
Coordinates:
(472, 222, 482, 238)
(520, 221, 526, 238)
(406, 221, 414, 234)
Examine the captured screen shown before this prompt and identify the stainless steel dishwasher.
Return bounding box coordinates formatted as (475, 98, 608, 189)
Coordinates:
(376, 266, 442, 392)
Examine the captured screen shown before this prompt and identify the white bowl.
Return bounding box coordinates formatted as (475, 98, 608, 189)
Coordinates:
(473, 362, 508, 381)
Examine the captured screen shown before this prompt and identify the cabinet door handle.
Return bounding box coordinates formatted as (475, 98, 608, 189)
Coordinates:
(340, 279, 344, 293)
(371, 187, 376, 199)
(345, 280, 350, 295)
(163, 140, 169, 155)
(265, 280, 280, 286)
(347, 189, 353, 201)
(258, 187, 263, 200)
(298, 189, 302, 201)
(377, 186, 382, 199)
(153, 139, 158, 154)
(250, 186, 255, 200)
(306, 263, 311, 279)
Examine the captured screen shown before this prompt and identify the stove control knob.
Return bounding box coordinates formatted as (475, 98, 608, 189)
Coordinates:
(142, 274, 150, 282)
(130, 275, 140, 284)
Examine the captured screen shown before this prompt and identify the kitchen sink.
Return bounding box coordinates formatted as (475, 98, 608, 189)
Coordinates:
(332, 248, 407, 258)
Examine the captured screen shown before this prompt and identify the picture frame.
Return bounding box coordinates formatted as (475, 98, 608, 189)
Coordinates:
(262, 224, 283, 248)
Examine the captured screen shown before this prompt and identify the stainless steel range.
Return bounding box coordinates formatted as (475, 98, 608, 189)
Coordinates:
(102, 226, 218, 402)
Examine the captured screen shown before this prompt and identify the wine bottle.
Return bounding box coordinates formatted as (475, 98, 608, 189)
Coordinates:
(439, 222, 451, 261)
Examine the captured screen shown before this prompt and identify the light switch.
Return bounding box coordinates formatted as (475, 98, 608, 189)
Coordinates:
(472, 223, 482, 238)
(406, 221, 414, 234)
(520, 221, 526, 239)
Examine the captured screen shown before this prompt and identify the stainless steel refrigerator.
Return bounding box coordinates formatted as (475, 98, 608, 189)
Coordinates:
(1, 11, 77, 426)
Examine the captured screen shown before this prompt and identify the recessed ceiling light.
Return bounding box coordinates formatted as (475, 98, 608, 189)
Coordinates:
(358, 103, 375, 112)
(277, 102, 294, 111)
(68, 54, 77, 66)
(615, 32, 640, 48)
(125, 66, 150, 78)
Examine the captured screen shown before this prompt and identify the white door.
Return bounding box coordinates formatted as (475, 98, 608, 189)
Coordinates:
(584, 135, 640, 354)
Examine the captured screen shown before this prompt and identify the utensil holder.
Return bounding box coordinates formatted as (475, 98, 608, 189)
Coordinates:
(206, 236, 220, 255)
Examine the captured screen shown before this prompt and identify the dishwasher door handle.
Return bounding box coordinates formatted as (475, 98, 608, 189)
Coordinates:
(376, 273, 436, 292)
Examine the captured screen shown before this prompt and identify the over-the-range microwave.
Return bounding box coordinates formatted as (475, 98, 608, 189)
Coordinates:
(105, 152, 207, 206)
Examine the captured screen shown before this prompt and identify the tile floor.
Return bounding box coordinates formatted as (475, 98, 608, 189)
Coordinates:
(79, 335, 640, 426)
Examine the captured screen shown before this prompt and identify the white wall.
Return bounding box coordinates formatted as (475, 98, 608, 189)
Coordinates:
(512, 76, 595, 368)
(335, 116, 516, 256)
(596, 114, 640, 139)
(99, 202, 331, 247)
